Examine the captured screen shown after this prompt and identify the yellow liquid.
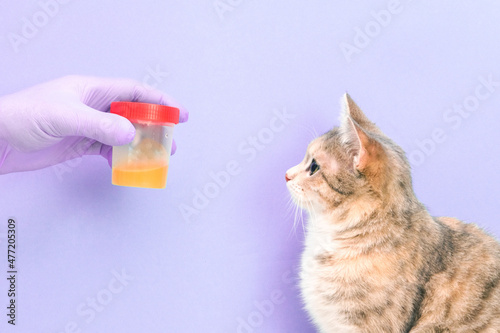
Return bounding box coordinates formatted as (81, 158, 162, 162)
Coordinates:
(112, 162, 168, 189)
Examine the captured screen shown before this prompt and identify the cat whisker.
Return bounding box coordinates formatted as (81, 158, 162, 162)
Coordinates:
(297, 196, 309, 236)
(301, 206, 307, 235)
(295, 197, 306, 231)
(283, 190, 299, 238)
(285, 196, 296, 215)
(295, 198, 305, 235)
(286, 196, 299, 239)
(293, 197, 302, 235)
(298, 124, 321, 141)
(311, 126, 319, 139)
(304, 198, 316, 233)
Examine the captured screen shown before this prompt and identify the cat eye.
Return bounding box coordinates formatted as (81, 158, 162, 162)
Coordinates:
(309, 159, 320, 176)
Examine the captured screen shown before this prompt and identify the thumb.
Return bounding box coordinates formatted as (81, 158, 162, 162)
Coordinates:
(54, 104, 136, 146)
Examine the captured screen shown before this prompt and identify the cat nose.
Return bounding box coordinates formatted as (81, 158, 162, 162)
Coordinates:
(285, 173, 291, 182)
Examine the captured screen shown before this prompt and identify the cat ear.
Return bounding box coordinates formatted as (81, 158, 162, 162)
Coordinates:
(341, 93, 383, 135)
(345, 118, 370, 170)
(342, 116, 384, 172)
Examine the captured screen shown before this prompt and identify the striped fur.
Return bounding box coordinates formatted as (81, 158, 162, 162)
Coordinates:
(286, 94, 500, 332)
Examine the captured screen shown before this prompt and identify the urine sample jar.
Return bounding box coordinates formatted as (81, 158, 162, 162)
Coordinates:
(110, 102, 179, 189)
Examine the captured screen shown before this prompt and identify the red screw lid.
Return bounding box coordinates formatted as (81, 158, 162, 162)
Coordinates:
(110, 102, 179, 124)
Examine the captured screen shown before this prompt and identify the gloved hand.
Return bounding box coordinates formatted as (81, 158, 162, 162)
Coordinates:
(0, 75, 188, 174)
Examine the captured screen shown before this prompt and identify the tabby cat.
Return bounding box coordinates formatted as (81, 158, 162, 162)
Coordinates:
(285, 94, 500, 332)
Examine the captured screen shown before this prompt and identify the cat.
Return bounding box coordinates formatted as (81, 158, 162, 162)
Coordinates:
(285, 94, 500, 333)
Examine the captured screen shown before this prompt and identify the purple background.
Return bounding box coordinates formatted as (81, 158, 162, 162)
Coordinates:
(1, 1, 500, 332)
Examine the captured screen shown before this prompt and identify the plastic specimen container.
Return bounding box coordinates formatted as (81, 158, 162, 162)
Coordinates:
(110, 102, 179, 189)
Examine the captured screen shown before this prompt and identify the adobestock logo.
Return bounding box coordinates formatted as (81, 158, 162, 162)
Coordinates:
(339, 0, 413, 63)
(7, 0, 73, 53)
(52, 144, 87, 182)
(236, 290, 286, 333)
(213, 0, 249, 21)
(409, 74, 499, 167)
(141, 64, 169, 91)
(55, 268, 134, 333)
(235, 269, 295, 332)
(179, 107, 296, 224)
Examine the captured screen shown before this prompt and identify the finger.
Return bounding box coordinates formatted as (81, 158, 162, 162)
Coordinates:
(100, 144, 113, 167)
(178, 108, 188, 123)
(171, 139, 177, 155)
(78, 141, 113, 167)
(82, 77, 189, 122)
(52, 104, 136, 146)
(123, 81, 189, 123)
(83, 140, 113, 167)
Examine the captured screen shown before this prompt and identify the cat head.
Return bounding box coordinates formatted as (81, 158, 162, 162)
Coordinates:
(286, 94, 414, 219)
